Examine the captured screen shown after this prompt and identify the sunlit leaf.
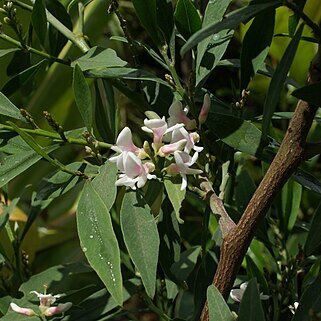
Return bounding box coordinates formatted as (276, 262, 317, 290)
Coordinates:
(0, 92, 27, 122)
(120, 191, 159, 298)
(77, 181, 123, 305)
(207, 285, 233, 321)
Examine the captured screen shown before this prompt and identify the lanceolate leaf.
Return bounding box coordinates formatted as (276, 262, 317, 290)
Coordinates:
(73, 64, 93, 132)
(196, 0, 233, 86)
(0, 48, 20, 58)
(164, 176, 186, 223)
(132, 0, 162, 45)
(291, 81, 321, 106)
(120, 191, 159, 298)
(262, 24, 303, 137)
(77, 181, 123, 306)
(240, 9, 275, 90)
(304, 201, 321, 256)
(31, 0, 47, 46)
(71, 47, 127, 71)
(0, 92, 27, 122)
(207, 285, 233, 321)
(174, 0, 201, 41)
(181, 1, 281, 56)
(237, 279, 266, 321)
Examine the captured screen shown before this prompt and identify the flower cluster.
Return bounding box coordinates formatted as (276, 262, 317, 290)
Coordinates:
(10, 289, 72, 317)
(110, 95, 210, 190)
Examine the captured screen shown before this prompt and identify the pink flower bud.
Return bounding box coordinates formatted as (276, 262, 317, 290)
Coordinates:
(198, 93, 210, 125)
(10, 303, 36, 316)
(43, 302, 72, 316)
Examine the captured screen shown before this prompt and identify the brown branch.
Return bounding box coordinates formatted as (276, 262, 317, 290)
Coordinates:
(200, 48, 321, 321)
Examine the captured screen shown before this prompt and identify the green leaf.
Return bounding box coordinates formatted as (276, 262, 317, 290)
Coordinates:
(156, 0, 174, 43)
(207, 285, 233, 321)
(31, 0, 47, 46)
(92, 161, 117, 211)
(237, 279, 266, 321)
(262, 24, 303, 137)
(164, 176, 186, 223)
(170, 246, 201, 281)
(288, 0, 306, 36)
(292, 274, 321, 321)
(2, 60, 47, 97)
(246, 256, 269, 294)
(87, 67, 171, 88)
(0, 48, 20, 58)
(293, 169, 321, 194)
(132, 0, 162, 45)
(73, 64, 93, 132)
(71, 47, 127, 71)
(0, 145, 58, 188)
(207, 112, 268, 156)
(280, 179, 302, 232)
(240, 9, 275, 90)
(196, 0, 233, 87)
(120, 191, 160, 298)
(0, 92, 26, 122)
(77, 181, 123, 305)
(181, 1, 281, 56)
(174, 0, 201, 40)
(291, 81, 321, 106)
(304, 202, 321, 256)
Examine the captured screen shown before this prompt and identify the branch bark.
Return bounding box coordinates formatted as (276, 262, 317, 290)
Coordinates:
(200, 47, 321, 321)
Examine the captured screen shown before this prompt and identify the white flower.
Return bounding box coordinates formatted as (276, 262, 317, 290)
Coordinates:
(167, 151, 202, 190)
(289, 301, 299, 314)
(142, 116, 183, 148)
(230, 282, 269, 303)
(168, 101, 196, 130)
(10, 303, 36, 316)
(158, 139, 187, 156)
(115, 152, 156, 189)
(171, 127, 203, 154)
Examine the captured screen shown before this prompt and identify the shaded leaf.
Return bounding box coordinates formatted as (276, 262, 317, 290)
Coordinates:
(73, 64, 93, 132)
(164, 176, 186, 223)
(207, 285, 233, 321)
(181, 1, 281, 55)
(31, 0, 47, 46)
(207, 112, 268, 156)
(2, 60, 48, 97)
(0, 48, 20, 58)
(262, 24, 303, 137)
(293, 169, 321, 194)
(77, 181, 123, 305)
(120, 191, 159, 298)
(0, 92, 27, 122)
(240, 9, 275, 90)
(156, 0, 174, 43)
(291, 81, 321, 106)
(304, 202, 321, 256)
(237, 279, 266, 321)
(87, 67, 171, 88)
(174, 0, 201, 40)
(71, 47, 127, 71)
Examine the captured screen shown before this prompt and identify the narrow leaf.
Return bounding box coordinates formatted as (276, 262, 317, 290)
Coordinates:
(237, 279, 266, 321)
(77, 181, 123, 305)
(305, 201, 321, 256)
(71, 47, 127, 71)
(181, 1, 281, 55)
(120, 191, 160, 298)
(0, 92, 27, 122)
(156, 0, 174, 43)
(207, 285, 233, 321)
(73, 64, 93, 132)
(0, 48, 20, 58)
(174, 0, 201, 40)
(240, 9, 275, 90)
(31, 0, 47, 46)
(164, 176, 186, 223)
(291, 81, 321, 106)
(262, 24, 303, 137)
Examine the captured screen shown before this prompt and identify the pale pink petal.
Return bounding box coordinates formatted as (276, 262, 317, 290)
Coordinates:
(116, 127, 139, 152)
(158, 139, 187, 156)
(115, 175, 138, 189)
(181, 174, 187, 190)
(10, 303, 36, 316)
(43, 302, 72, 316)
(198, 93, 210, 125)
(124, 153, 143, 178)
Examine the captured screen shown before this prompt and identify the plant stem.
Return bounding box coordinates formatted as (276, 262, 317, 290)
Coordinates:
(0, 124, 112, 149)
(0, 33, 70, 65)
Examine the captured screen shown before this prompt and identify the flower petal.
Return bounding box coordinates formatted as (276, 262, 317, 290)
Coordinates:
(10, 303, 36, 316)
(43, 302, 72, 316)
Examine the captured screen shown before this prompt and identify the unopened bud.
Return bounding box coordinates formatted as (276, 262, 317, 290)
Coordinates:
(145, 111, 160, 119)
(198, 93, 210, 125)
(3, 17, 11, 24)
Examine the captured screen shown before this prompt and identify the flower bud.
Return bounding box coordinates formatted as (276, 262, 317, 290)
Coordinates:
(198, 93, 210, 125)
(10, 303, 36, 316)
